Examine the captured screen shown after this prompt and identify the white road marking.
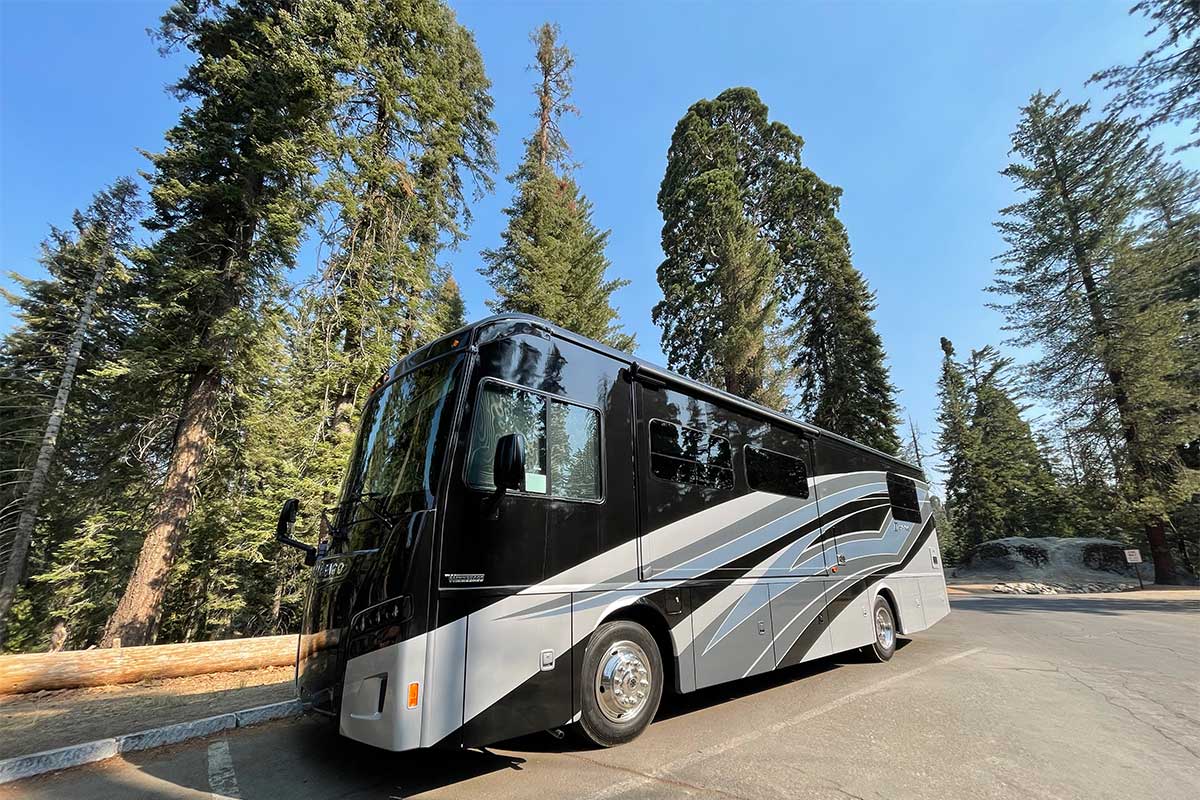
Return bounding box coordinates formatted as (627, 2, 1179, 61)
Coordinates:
(207, 739, 241, 800)
(581, 647, 986, 800)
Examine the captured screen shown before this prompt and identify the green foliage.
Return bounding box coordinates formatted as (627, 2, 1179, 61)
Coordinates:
(483, 23, 632, 351)
(654, 87, 900, 447)
(1092, 0, 1200, 150)
(935, 340, 1087, 557)
(791, 226, 902, 454)
(145, 0, 498, 641)
(0, 178, 149, 650)
(126, 0, 339, 396)
(992, 90, 1200, 577)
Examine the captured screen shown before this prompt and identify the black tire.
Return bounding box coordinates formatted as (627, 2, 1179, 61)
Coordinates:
(577, 620, 664, 747)
(869, 594, 897, 662)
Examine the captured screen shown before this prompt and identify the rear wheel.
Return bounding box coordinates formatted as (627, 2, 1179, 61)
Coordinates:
(578, 620, 663, 747)
(868, 594, 897, 662)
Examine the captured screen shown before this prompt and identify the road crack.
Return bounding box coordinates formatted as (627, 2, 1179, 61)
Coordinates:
(1058, 666, 1200, 762)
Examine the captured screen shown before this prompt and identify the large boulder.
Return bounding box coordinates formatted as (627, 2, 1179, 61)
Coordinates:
(960, 537, 1142, 581)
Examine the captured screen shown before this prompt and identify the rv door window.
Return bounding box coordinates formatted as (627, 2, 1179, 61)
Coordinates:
(886, 473, 922, 523)
(649, 419, 733, 489)
(466, 382, 603, 501)
(745, 445, 809, 498)
(466, 384, 548, 493)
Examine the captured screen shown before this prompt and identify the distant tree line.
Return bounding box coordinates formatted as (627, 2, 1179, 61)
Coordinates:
(0, 0, 1197, 653)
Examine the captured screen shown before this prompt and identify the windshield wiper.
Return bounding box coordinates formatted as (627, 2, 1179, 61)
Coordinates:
(327, 491, 395, 541)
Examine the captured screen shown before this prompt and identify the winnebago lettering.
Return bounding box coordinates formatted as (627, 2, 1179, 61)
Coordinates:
(275, 314, 950, 751)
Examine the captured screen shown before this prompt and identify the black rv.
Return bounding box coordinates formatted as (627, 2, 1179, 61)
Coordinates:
(276, 313, 949, 752)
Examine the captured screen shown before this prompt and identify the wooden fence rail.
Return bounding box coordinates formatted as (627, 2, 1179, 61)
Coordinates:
(0, 634, 298, 695)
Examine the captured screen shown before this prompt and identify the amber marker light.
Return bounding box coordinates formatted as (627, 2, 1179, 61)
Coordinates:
(407, 682, 420, 708)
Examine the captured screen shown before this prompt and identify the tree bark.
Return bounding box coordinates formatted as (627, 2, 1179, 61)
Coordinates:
(100, 367, 221, 647)
(0, 633, 297, 694)
(0, 240, 109, 648)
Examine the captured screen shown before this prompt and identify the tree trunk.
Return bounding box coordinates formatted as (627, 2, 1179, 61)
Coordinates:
(0, 633, 297, 694)
(0, 241, 109, 648)
(100, 367, 220, 647)
(1145, 519, 1178, 586)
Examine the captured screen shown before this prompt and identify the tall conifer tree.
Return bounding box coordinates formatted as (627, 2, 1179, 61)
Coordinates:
(168, 0, 499, 638)
(0, 180, 142, 646)
(656, 86, 901, 441)
(483, 23, 633, 351)
(993, 91, 1198, 582)
(103, 0, 340, 645)
(791, 218, 901, 453)
(656, 88, 818, 407)
(315, 0, 496, 444)
(935, 339, 1075, 554)
(1092, 0, 1200, 149)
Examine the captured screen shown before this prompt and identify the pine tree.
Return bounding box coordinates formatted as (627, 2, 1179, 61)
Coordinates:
(102, 0, 340, 646)
(655, 86, 901, 435)
(966, 348, 1068, 541)
(993, 91, 1199, 582)
(934, 338, 999, 555)
(791, 220, 901, 453)
(0, 179, 142, 647)
(656, 88, 809, 406)
(934, 338, 972, 558)
(935, 340, 1073, 554)
(483, 23, 633, 351)
(149, 0, 499, 641)
(432, 273, 468, 336)
(316, 0, 496, 443)
(1092, 0, 1200, 150)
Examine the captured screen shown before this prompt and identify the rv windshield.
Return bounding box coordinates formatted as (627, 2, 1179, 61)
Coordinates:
(335, 354, 464, 538)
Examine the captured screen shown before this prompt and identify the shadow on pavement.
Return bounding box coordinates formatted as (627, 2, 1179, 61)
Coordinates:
(117, 717, 528, 800)
(950, 595, 1200, 616)
(56, 644, 916, 797)
(493, 642, 906, 756)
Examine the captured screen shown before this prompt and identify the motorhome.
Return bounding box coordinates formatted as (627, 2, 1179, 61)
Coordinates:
(276, 313, 950, 751)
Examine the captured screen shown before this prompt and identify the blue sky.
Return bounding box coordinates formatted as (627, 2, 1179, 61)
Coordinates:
(2, 0, 1195, 470)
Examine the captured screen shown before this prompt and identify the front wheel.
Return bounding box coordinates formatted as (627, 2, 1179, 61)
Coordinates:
(869, 595, 897, 662)
(577, 620, 663, 747)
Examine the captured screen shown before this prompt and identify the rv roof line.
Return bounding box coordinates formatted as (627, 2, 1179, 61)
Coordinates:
(425, 313, 921, 474)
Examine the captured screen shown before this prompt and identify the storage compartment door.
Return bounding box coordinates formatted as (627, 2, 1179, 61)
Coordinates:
(459, 592, 573, 746)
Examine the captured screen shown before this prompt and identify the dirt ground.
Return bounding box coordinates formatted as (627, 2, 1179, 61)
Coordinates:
(0, 665, 295, 759)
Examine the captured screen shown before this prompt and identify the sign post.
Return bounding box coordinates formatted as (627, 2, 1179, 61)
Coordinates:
(1124, 549, 1144, 590)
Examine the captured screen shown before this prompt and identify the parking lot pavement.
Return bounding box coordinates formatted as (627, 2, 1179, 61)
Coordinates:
(5, 591, 1198, 800)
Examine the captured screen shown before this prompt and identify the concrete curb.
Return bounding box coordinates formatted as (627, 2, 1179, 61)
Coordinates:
(0, 698, 302, 785)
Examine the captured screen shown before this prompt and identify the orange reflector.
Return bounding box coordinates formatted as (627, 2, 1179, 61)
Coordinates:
(830, 566, 838, 573)
(407, 682, 420, 708)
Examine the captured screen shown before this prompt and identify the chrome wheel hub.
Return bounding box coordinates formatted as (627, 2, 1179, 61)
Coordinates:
(595, 640, 652, 723)
(875, 606, 895, 650)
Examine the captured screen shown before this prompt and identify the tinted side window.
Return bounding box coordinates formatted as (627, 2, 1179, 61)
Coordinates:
(649, 419, 733, 489)
(466, 382, 602, 501)
(549, 400, 601, 501)
(887, 473, 922, 523)
(745, 446, 809, 498)
(466, 383, 548, 493)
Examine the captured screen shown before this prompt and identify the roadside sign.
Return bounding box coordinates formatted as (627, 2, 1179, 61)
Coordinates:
(1124, 549, 1142, 564)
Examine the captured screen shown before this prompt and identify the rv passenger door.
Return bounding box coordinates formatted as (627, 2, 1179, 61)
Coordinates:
(437, 328, 637, 746)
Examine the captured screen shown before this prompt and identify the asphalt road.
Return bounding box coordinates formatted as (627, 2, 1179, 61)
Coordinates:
(6, 591, 1198, 800)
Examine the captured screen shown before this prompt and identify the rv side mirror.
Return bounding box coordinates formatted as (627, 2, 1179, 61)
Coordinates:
(493, 432, 526, 492)
(275, 497, 316, 567)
